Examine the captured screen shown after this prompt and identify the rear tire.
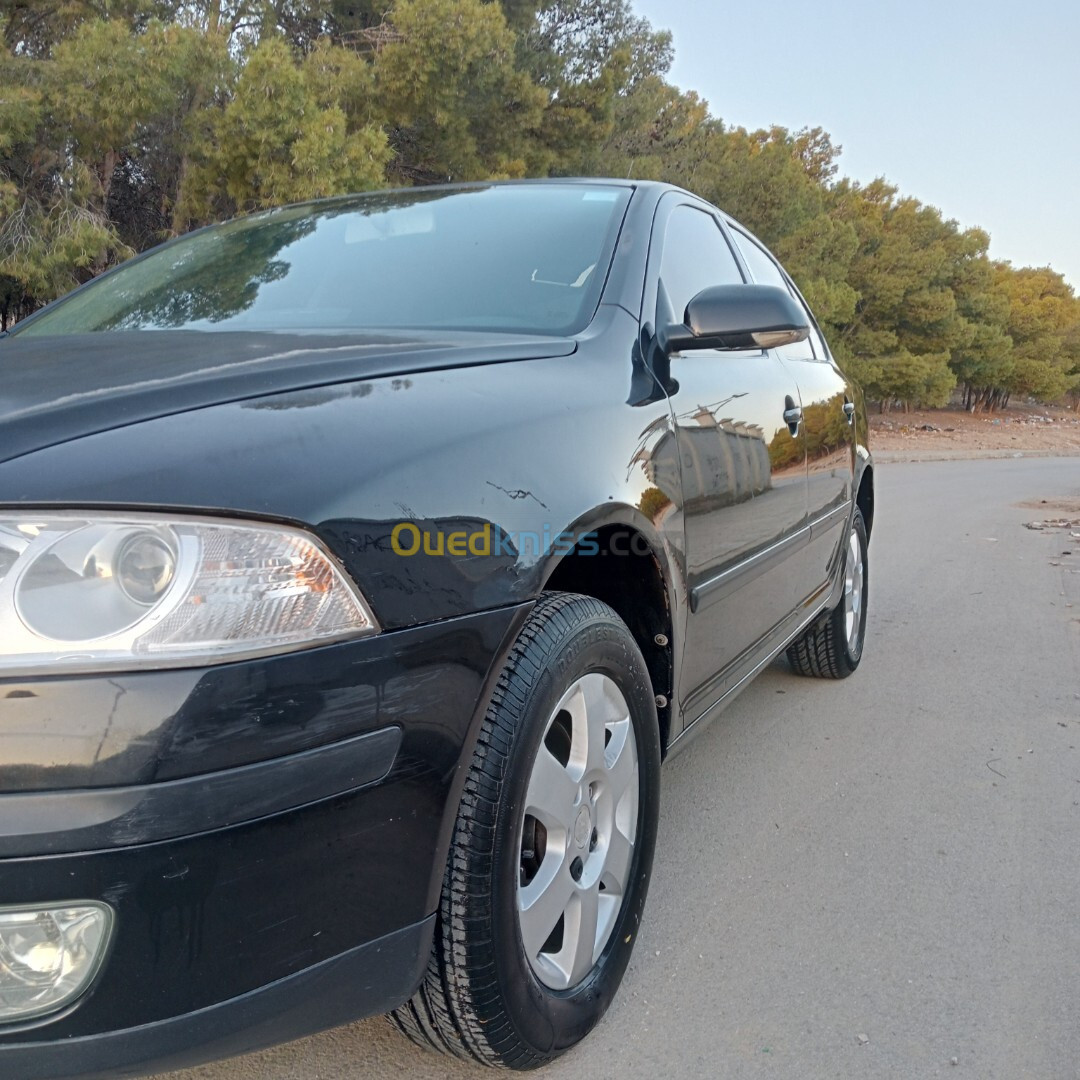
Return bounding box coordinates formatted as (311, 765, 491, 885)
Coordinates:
(390, 592, 661, 1069)
(786, 507, 868, 679)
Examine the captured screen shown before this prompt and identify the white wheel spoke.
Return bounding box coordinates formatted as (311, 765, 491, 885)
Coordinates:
(602, 825, 633, 896)
(581, 673, 614, 776)
(604, 720, 636, 804)
(518, 860, 575, 963)
(525, 745, 578, 830)
(844, 527, 865, 654)
(558, 681, 590, 778)
(566, 883, 601, 986)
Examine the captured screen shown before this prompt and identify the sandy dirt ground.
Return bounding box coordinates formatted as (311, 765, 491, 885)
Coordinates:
(869, 402, 1080, 459)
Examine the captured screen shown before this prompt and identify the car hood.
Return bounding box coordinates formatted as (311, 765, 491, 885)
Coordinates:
(0, 329, 575, 464)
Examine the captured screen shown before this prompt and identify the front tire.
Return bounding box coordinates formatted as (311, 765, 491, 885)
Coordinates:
(786, 506, 869, 679)
(390, 592, 661, 1068)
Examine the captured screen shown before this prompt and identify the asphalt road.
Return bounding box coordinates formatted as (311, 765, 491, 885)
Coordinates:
(161, 457, 1080, 1080)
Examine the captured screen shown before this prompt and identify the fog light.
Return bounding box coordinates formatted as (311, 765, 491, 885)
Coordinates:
(0, 904, 112, 1023)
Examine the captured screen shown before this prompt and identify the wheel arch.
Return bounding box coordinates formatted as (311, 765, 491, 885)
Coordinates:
(855, 459, 875, 539)
(539, 509, 678, 758)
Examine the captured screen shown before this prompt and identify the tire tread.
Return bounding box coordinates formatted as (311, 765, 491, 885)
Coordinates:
(786, 508, 867, 680)
(390, 592, 623, 1069)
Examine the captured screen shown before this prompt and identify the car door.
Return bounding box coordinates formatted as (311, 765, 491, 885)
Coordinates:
(647, 196, 809, 720)
(728, 226, 855, 601)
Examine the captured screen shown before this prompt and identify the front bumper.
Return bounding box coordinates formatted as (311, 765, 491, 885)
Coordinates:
(0, 602, 530, 1079)
(0, 916, 435, 1080)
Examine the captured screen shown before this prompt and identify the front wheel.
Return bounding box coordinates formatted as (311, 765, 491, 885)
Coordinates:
(786, 506, 869, 679)
(390, 592, 661, 1069)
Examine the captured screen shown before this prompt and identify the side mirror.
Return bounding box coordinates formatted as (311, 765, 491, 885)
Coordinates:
(658, 284, 810, 355)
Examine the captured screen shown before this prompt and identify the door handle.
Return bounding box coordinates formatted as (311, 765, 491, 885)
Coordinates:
(842, 400, 855, 424)
(783, 398, 802, 436)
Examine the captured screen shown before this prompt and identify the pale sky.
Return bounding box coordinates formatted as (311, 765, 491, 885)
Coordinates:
(633, 0, 1079, 288)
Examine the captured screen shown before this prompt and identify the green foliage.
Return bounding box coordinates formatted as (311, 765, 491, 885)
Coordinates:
(0, 168, 128, 301)
(376, 0, 546, 182)
(579, 78, 709, 183)
(1, 0, 170, 56)
(179, 35, 388, 220)
(825, 180, 1004, 409)
(517, 0, 659, 176)
(996, 265, 1080, 403)
(2, 0, 1078, 402)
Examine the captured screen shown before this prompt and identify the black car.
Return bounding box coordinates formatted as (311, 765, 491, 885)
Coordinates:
(0, 180, 872, 1078)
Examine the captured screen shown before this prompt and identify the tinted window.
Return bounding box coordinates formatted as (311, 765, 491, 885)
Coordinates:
(802, 310, 830, 361)
(17, 185, 631, 338)
(731, 228, 815, 361)
(730, 229, 789, 291)
(658, 205, 743, 320)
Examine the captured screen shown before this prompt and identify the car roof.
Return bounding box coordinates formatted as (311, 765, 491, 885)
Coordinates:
(245, 177, 694, 217)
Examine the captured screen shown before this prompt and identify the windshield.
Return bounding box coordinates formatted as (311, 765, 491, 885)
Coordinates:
(15, 184, 631, 339)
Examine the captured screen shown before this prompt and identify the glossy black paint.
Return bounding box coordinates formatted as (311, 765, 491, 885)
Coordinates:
(0, 329, 575, 463)
(0, 725, 402, 856)
(0, 605, 527, 1041)
(1, 918, 435, 1080)
(1, 787, 432, 1035)
(0, 179, 872, 1076)
(0, 607, 523, 792)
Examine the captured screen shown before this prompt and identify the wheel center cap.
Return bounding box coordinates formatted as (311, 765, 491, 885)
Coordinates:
(573, 805, 591, 848)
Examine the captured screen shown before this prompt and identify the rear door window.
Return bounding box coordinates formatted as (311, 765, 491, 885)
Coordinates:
(729, 229, 815, 362)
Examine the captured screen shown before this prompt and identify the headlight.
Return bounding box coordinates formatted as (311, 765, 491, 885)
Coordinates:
(0, 512, 379, 676)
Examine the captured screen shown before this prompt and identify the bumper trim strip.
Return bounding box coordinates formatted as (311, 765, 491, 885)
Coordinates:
(0, 725, 401, 857)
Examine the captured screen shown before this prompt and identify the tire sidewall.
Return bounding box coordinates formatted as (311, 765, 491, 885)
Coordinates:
(488, 606, 661, 1056)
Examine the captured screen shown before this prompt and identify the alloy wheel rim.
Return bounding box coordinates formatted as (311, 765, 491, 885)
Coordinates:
(843, 526, 864, 656)
(516, 672, 639, 990)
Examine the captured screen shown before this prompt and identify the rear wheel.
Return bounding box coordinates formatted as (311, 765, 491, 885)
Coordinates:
(786, 507, 868, 679)
(390, 592, 661, 1069)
